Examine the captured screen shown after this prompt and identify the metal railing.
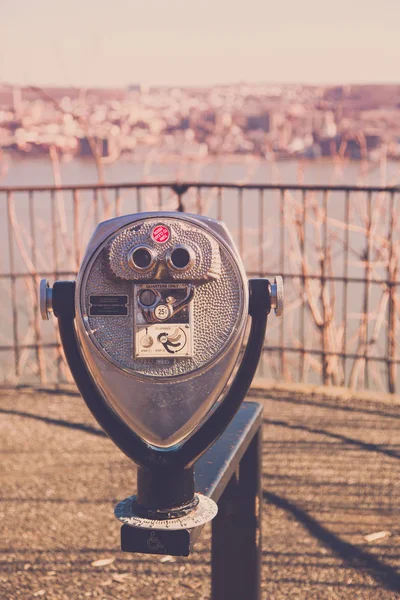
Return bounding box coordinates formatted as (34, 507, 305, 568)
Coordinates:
(0, 182, 398, 393)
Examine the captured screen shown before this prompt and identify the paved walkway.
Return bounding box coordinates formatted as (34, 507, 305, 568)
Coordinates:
(0, 387, 399, 599)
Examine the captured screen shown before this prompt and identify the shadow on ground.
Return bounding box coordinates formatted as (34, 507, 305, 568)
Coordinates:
(0, 388, 399, 599)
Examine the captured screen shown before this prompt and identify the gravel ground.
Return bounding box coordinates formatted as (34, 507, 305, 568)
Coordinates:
(1, 387, 400, 599)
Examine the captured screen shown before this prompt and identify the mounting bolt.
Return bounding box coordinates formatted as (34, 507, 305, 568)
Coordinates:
(270, 276, 284, 316)
(40, 279, 53, 320)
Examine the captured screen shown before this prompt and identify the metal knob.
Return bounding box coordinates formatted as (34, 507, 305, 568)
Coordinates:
(40, 279, 53, 320)
(270, 276, 284, 316)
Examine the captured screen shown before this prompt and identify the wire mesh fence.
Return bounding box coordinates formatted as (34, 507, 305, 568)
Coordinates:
(0, 182, 398, 392)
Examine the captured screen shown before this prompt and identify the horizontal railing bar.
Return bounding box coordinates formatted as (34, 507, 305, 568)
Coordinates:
(1, 271, 398, 285)
(0, 342, 397, 365)
(0, 343, 60, 351)
(247, 272, 400, 285)
(262, 346, 400, 364)
(0, 272, 77, 279)
(0, 182, 398, 194)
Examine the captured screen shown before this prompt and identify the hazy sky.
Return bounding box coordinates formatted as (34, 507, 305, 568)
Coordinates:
(1, 0, 399, 87)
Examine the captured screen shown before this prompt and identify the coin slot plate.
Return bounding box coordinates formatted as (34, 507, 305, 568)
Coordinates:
(134, 283, 193, 358)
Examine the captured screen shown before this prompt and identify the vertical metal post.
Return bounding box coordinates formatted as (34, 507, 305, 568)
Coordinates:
(342, 190, 350, 386)
(171, 184, 189, 212)
(211, 472, 240, 600)
(93, 188, 99, 225)
(300, 189, 306, 381)
(238, 187, 244, 257)
(217, 187, 222, 221)
(115, 187, 121, 216)
(363, 191, 372, 388)
(321, 190, 329, 385)
(137, 187, 142, 212)
(50, 189, 62, 380)
(196, 186, 202, 214)
(211, 427, 262, 600)
(73, 190, 80, 270)
(258, 188, 264, 277)
(279, 189, 286, 380)
(387, 191, 397, 393)
(29, 190, 46, 383)
(258, 189, 264, 376)
(238, 427, 262, 600)
(6, 191, 20, 379)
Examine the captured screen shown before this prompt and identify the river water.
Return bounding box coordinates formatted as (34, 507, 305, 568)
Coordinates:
(2, 154, 400, 188)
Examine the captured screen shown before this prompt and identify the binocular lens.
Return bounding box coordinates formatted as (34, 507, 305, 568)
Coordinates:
(170, 247, 191, 270)
(130, 246, 153, 270)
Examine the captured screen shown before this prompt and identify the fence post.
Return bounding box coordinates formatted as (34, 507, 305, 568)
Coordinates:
(171, 183, 190, 212)
(211, 426, 262, 600)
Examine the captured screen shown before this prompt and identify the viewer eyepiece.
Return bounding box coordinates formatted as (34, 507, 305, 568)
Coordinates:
(166, 245, 194, 271)
(129, 245, 155, 271)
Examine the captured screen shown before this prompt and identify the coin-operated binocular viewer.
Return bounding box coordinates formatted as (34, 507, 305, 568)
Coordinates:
(40, 213, 283, 567)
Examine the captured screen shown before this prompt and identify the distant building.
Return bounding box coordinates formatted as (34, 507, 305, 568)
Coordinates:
(365, 134, 381, 150)
(319, 135, 364, 159)
(79, 136, 109, 158)
(246, 111, 270, 132)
